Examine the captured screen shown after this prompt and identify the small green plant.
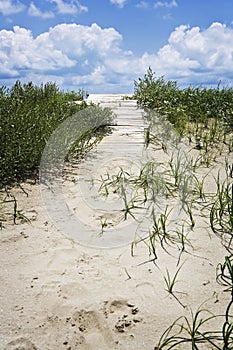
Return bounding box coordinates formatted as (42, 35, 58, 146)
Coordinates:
(216, 255, 233, 349)
(155, 306, 222, 349)
(144, 126, 151, 148)
(183, 203, 195, 230)
(192, 174, 207, 201)
(131, 208, 172, 263)
(168, 150, 193, 188)
(150, 207, 177, 252)
(0, 189, 30, 225)
(175, 224, 193, 266)
(131, 229, 158, 265)
(155, 254, 233, 349)
(164, 263, 186, 307)
(225, 157, 233, 179)
(210, 174, 233, 252)
(98, 217, 109, 236)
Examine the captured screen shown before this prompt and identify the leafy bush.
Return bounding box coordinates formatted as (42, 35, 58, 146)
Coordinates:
(134, 67, 180, 111)
(134, 68, 233, 133)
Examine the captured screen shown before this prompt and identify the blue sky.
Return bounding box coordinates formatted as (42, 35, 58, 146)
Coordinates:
(0, 0, 233, 93)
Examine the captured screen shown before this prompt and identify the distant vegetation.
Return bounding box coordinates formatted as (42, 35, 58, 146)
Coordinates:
(134, 67, 233, 134)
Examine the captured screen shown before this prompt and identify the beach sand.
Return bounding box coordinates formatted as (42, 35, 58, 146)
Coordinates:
(0, 95, 232, 350)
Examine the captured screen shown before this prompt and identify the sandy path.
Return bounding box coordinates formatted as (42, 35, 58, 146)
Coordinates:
(0, 94, 230, 350)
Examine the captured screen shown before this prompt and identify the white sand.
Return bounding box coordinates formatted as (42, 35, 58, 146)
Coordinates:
(0, 95, 232, 350)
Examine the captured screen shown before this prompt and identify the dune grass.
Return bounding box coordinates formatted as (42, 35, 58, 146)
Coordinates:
(0, 81, 88, 185)
(134, 67, 233, 134)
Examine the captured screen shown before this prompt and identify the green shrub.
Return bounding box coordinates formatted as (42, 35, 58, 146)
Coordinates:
(134, 68, 233, 133)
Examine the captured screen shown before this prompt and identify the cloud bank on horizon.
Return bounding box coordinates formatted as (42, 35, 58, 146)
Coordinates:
(0, 0, 233, 93)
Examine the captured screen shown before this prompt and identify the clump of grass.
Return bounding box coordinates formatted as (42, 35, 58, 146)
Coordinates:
(210, 174, 233, 252)
(168, 149, 194, 201)
(216, 255, 233, 349)
(0, 81, 89, 185)
(155, 306, 222, 349)
(150, 207, 176, 250)
(143, 109, 182, 151)
(175, 224, 193, 265)
(192, 174, 207, 202)
(225, 157, 233, 179)
(164, 263, 186, 308)
(155, 254, 233, 349)
(0, 188, 30, 226)
(136, 161, 173, 203)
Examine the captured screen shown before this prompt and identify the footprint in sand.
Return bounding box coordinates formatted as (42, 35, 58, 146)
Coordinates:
(62, 308, 115, 349)
(102, 299, 143, 334)
(36, 309, 115, 349)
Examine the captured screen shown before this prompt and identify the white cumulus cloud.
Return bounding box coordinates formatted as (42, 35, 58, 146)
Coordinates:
(28, 2, 54, 19)
(154, 0, 178, 9)
(0, 23, 122, 88)
(0, 22, 233, 92)
(49, 0, 88, 14)
(72, 65, 106, 85)
(136, 1, 149, 8)
(35, 23, 122, 57)
(110, 0, 127, 8)
(0, 25, 75, 74)
(0, 0, 25, 15)
(162, 22, 233, 80)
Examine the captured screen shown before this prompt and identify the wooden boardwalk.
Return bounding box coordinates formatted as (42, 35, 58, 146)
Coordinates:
(62, 94, 148, 248)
